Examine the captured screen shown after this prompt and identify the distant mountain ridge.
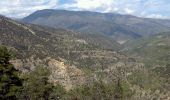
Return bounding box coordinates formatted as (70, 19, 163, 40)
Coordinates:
(22, 9, 170, 43)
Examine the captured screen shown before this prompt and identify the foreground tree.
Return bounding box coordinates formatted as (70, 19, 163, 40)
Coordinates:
(20, 66, 66, 100)
(0, 46, 22, 99)
(114, 79, 123, 99)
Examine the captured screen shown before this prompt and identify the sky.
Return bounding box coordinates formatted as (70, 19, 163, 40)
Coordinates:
(0, 0, 170, 19)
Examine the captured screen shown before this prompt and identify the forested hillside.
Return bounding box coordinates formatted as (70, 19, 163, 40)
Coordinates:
(1, 15, 170, 99)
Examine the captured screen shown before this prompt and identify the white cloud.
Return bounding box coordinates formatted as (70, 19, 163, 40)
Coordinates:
(60, 0, 141, 15)
(146, 14, 167, 19)
(124, 8, 135, 14)
(0, 0, 59, 18)
(0, 0, 169, 19)
(61, 0, 116, 13)
(75, 0, 114, 10)
(140, 11, 167, 19)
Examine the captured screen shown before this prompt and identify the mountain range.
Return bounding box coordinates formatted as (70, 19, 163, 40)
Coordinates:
(1, 9, 170, 99)
(0, 15, 131, 89)
(22, 9, 170, 43)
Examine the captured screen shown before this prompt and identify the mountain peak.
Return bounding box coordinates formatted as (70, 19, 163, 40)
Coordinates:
(22, 9, 170, 44)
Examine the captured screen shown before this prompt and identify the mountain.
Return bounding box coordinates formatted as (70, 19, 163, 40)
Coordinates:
(125, 32, 170, 66)
(22, 9, 170, 43)
(0, 15, 123, 68)
(124, 32, 170, 92)
(2, 15, 170, 99)
(0, 15, 129, 89)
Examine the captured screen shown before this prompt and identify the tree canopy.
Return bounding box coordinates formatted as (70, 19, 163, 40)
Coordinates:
(0, 46, 22, 99)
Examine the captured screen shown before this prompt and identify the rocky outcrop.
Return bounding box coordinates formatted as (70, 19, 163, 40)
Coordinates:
(130, 85, 170, 100)
(48, 59, 85, 90)
(11, 57, 86, 90)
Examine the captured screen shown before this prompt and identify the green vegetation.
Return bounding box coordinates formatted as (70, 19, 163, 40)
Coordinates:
(19, 66, 66, 100)
(124, 32, 170, 96)
(63, 80, 132, 100)
(0, 46, 22, 100)
(0, 16, 122, 71)
(1, 15, 170, 99)
(0, 46, 131, 100)
(125, 32, 170, 66)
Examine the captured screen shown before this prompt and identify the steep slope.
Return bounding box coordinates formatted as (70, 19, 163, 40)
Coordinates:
(2, 15, 170, 99)
(0, 15, 128, 88)
(124, 32, 170, 92)
(125, 32, 170, 66)
(22, 9, 170, 43)
(74, 33, 122, 50)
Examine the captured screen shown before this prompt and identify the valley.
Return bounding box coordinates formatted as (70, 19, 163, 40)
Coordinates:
(0, 9, 170, 100)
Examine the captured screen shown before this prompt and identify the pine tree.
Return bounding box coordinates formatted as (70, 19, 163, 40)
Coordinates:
(114, 79, 123, 100)
(20, 66, 65, 100)
(0, 46, 22, 100)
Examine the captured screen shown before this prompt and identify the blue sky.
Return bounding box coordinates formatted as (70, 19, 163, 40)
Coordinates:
(0, 0, 170, 19)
